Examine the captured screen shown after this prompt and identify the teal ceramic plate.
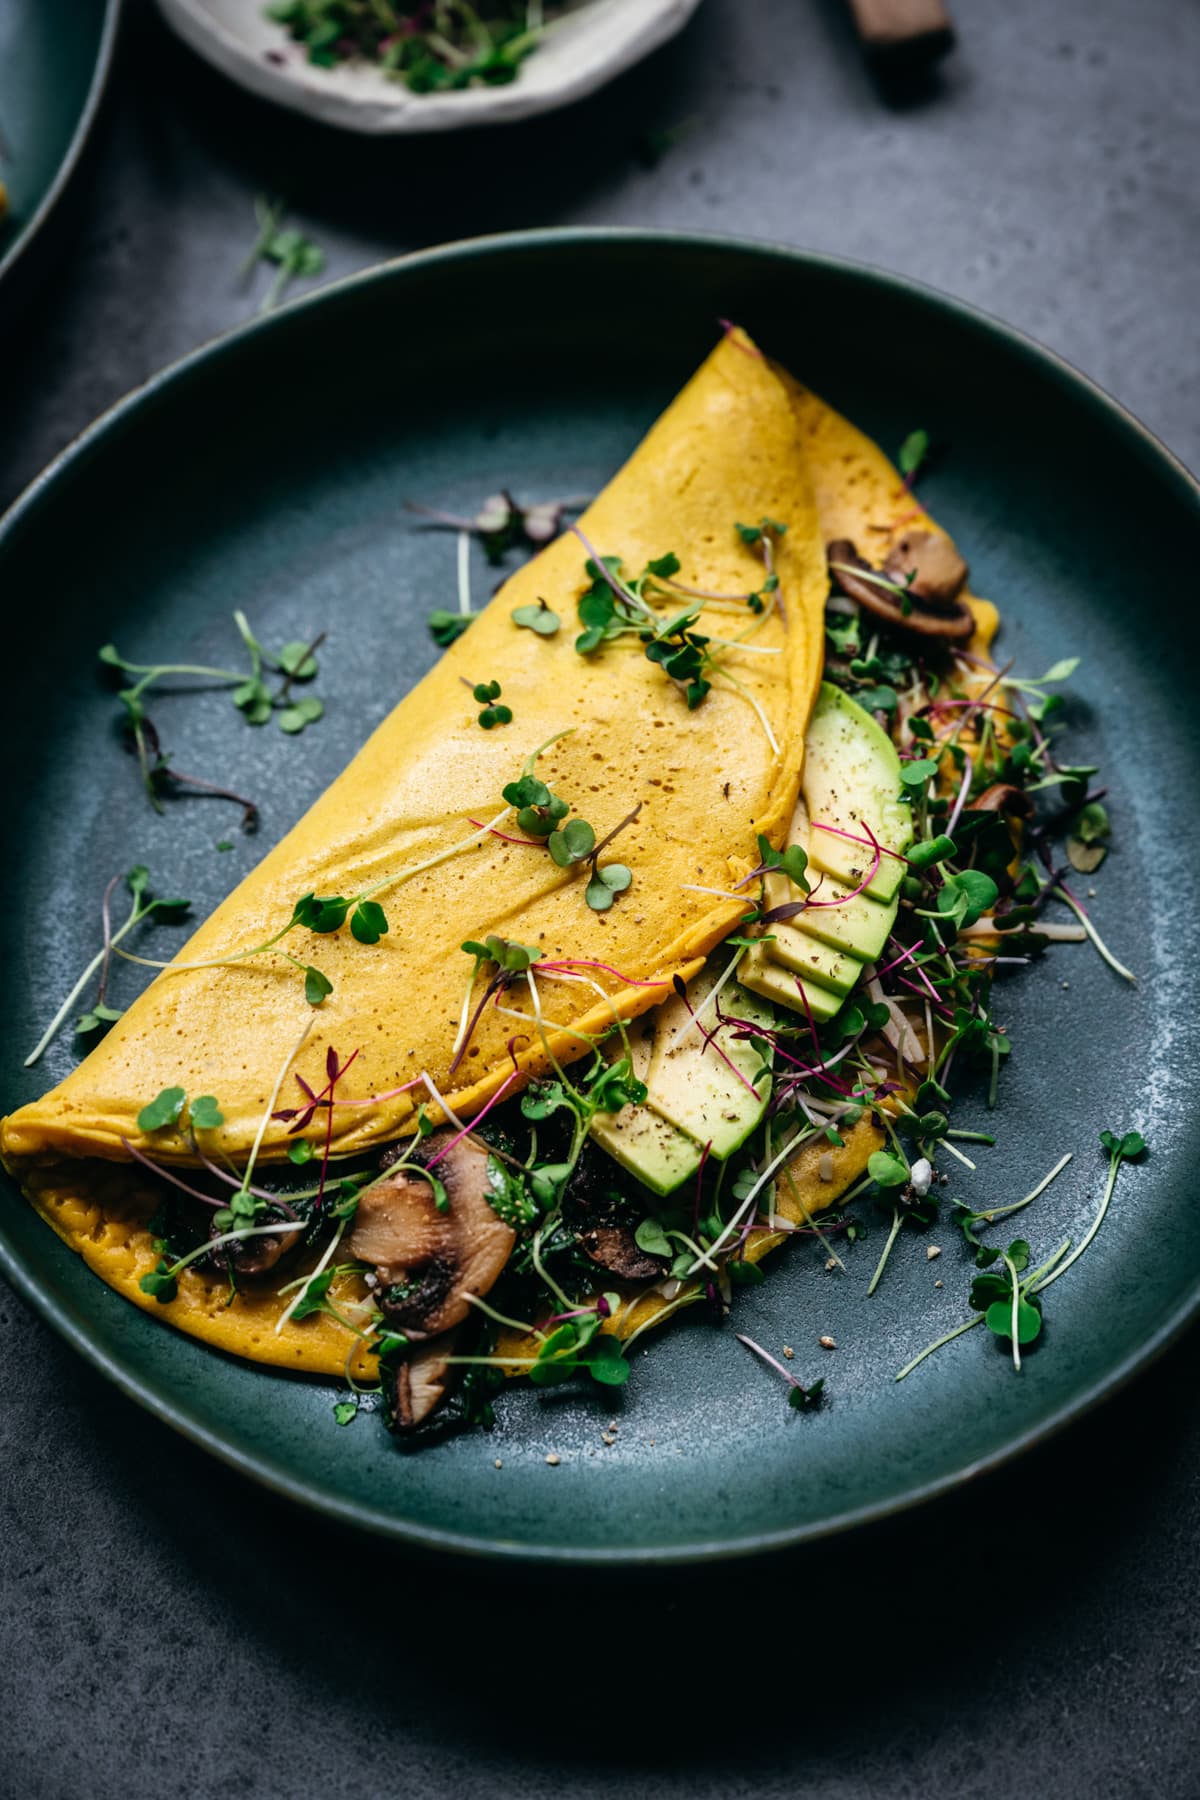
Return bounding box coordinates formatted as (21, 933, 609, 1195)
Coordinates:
(2, 231, 1197, 1562)
(0, 0, 121, 316)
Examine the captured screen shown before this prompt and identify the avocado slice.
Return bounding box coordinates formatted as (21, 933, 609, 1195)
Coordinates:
(589, 1016, 703, 1197)
(802, 683, 913, 903)
(758, 870, 861, 994)
(642, 966, 774, 1159)
(751, 684, 912, 1019)
(737, 942, 845, 1024)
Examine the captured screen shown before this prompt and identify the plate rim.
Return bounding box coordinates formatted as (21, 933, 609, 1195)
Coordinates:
(2, 226, 1198, 1564)
(0, 0, 124, 299)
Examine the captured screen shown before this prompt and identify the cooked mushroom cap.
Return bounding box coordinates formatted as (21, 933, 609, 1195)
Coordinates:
(578, 1222, 664, 1282)
(389, 1332, 457, 1430)
(827, 536, 974, 644)
(209, 1211, 302, 1277)
(348, 1132, 514, 1337)
(974, 782, 1035, 817)
(881, 530, 969, 614)
(562, 1146, 667, 1284)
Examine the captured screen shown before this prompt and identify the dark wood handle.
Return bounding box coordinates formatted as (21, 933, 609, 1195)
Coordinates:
(845, 0, 956, 63)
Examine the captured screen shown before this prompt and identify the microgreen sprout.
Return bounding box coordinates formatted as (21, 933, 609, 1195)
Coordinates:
(736, 1334, 824, 1410)
(100, 611, 325, 807)
(468, 678, 513, 729)
(266, 4, 562, 94)
(25, 865, 190, 1068)
(241, 195, 325, 311)
(897, 428, 930, 487)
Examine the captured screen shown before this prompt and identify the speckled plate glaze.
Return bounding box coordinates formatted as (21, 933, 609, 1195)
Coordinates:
(0, 0, 121, 320)
(2, 231, 1197, 1563)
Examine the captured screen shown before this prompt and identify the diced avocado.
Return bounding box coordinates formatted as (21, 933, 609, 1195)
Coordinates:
(643, 967, 774, 1160)
(760, 871, 860, 994)
(737, 943, 844, 1023)
(801, 683, 913, 903)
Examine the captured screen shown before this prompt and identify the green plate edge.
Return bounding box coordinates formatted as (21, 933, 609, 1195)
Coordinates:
(0, 0, 123, 308)
(1, 226, 1197, 1564)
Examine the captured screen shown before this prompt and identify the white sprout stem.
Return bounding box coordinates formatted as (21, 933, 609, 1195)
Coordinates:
(24, 897, 142, 1067)
(274, 1216, 345, 1335)
(666, 946, 746, 1049)
(1051, 887, 1137, 984)
(945, 752, 974, 841)
(686, 1118, 810, 1276)
(1033, 1153, 1123, 1294)
(493, 998, 601, 1053)
(895, 1314, 984, 1382)
(700, 637, 782, 656)
(457, 529, 472, 615)
(169, 1217, 306, 1279)
(449, 963, 480, 1064)
(866, 1206, 905, 1298)
(621, 1286, 703, 1351)
(680, 884, 754, 904)
(463, 1291, 543, 1337)
(1004, 1252, 1023, 1372)
(711, 666, 780, 757)
(970, 1151, 1073, 1227)
(419, 1070, 469, 1134)
(116, 809, 516, 980)
(243, 1016, 316, 1190)
(781, 1166, 846, 1272)
(939, 1138, 977, 1171)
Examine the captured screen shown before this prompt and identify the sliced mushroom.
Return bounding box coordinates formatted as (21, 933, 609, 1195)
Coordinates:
(881, 530, 968, 615)
(387, 1332, 457, 1430)
(560, 1145, 668, 1283)
(973, 782, 1035, 817)
(577, 1223, 664, 1282)
(827, 536, 974, 644)
(209, 1209, 302, 1278)
(348, 1132, 514, 1337)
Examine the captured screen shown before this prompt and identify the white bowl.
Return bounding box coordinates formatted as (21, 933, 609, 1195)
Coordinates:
(156, 0, 706, 133)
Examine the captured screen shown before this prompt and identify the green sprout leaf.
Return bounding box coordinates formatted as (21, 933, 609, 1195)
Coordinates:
(868, 1149, 910, 1189)
(428, 609, 473, 647)
(350, 900, 390, 945)
(287, 1139, 315, 1165)
(278, 696, 324, 734)
(189, 1095, 224, 1132)
(304, 965, 333, 1007)
(332, 1400, 358, 1426)
(548, 818, 596, 867)
(635, 1217, 672, 1258)
(512, 603, 560, 636)
(137, 1087, 187, 1133)
(898, 428, 930, 481)
(138, 1258, 178, 1304)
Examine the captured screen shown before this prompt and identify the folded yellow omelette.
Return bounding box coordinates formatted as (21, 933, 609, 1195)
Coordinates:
(1, 333, 998, 1380)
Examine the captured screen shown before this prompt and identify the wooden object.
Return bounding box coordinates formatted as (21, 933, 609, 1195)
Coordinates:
(845, 0, 956, 66)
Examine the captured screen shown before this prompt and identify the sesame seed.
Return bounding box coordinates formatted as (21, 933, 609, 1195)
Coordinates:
(935, 1279, 944, 1289)
(819, 1335, 836, 1351)
(494, 1458, 503, 1469)
(782, 1345, 795, 1360)
(601, 1432, 616, 1446)
(927, 1244, 942, 1261)
(825, 1257, 838, 1272)
(545, 1453, 560, 1467)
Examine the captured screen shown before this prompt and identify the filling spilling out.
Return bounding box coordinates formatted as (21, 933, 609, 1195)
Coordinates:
(1, 331, 1139, 1446)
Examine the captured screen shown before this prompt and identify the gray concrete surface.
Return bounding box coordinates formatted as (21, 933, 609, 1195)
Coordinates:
(2, 1, 1198, 1796)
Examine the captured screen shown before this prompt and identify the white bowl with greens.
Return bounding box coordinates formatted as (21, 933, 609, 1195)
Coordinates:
(155, 0, 705, 133)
